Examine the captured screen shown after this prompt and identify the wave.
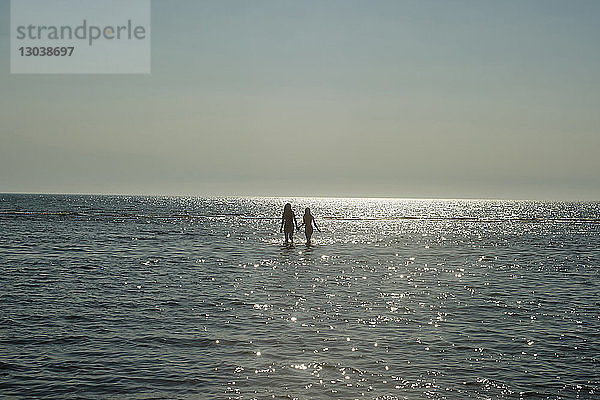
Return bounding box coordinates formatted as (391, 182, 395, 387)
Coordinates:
(1, 210, 599, 224)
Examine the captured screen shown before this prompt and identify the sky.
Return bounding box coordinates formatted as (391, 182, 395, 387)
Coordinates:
(1, 0, 599, 200)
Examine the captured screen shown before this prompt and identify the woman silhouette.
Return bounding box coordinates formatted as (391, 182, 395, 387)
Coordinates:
(280, 203, 298, 245)
(300, 207, 320, 245)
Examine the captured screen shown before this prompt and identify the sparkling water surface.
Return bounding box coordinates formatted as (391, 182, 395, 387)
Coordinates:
(1, 194, 599, 399)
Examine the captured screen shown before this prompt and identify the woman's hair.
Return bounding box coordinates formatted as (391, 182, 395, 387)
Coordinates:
(304, 207, 311, 215)
(283, 203, 293, 218)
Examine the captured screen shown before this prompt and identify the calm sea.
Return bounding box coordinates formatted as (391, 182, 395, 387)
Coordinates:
(1, 194, 599, 399)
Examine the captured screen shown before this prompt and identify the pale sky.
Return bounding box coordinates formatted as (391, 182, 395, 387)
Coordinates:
(1, 0, 599, 199)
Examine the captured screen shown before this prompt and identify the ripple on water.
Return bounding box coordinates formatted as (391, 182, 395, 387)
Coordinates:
(1, 195, 599, 398)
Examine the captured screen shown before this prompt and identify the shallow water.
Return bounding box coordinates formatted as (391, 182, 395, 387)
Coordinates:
(1, 194, 599, 399)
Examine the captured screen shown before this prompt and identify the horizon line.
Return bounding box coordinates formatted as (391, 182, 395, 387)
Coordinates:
(1, 191, 598, 203)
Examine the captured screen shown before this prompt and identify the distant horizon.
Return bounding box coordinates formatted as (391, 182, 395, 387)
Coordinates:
(2, 190, 598, 202)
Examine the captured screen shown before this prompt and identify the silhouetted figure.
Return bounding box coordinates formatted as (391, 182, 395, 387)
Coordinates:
(300, 207, 320, 246)
(280, 203, 298, 245)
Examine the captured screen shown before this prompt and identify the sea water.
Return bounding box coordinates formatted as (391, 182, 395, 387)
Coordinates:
(1, 194, 599, 399)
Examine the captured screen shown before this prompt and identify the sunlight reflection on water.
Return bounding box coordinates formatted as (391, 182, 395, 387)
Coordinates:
(0, 195, 599, 398)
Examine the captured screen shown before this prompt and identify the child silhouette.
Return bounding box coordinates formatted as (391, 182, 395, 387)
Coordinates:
(280, 203, 298, 245)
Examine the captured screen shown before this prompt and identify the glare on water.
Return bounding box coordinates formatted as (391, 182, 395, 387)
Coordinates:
(0, 194, 599, 399)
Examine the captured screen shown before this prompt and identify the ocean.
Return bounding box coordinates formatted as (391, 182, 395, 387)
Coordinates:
(1, 194, 599, 399)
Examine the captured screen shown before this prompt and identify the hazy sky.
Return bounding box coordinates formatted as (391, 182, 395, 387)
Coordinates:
(1, 0, 599, 199)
